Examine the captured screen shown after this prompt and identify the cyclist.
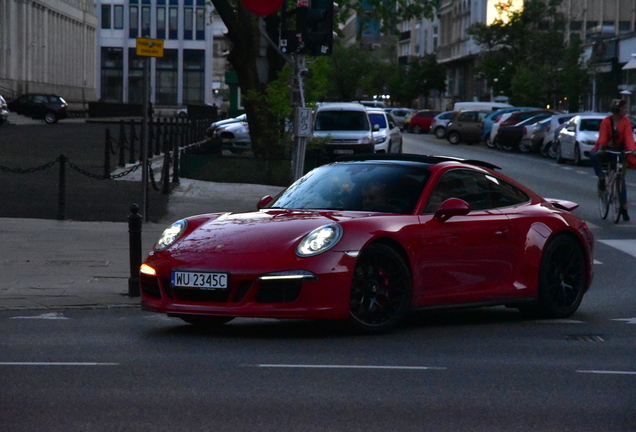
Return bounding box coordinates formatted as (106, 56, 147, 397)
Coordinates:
(590, 99, 636, 221)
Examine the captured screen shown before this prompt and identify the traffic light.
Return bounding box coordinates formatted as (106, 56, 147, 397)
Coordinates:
(280, 1, 333, 56)
(304, 0, 333, 56)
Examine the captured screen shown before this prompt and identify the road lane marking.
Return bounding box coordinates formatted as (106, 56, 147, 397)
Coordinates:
(256, 364, 446, 370)
(0, 362, 118, 366)
(577, 370, 636, 375)
(612, 318, 636, 324)
(598, 239, 636, 258)
(10, 312, 68, 320)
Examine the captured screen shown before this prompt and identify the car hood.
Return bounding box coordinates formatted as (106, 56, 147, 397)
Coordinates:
(313, 130, 371, 139)
(171, 209, 364, 255)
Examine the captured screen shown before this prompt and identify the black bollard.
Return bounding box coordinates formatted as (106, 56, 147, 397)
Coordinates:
(128, 204, 142, 297)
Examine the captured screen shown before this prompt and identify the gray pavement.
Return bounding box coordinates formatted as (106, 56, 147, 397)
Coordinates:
(0, 112, 285, 311)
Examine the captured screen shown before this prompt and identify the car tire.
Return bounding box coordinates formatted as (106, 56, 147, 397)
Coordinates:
(44, 112, 58, 124)
(518, 141, 532, 153)
(348, 243, 412, 333)
(412, 125, 423, 134)
(447, 131, 461, 145)
(527, 235, 587, 318)
(177, 315, 235, 327)
(556, 142, 566, 164)
(573, 143, 582, 166)
(434, 127, 445, 139)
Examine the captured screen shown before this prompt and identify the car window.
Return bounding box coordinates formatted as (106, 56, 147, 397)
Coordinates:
(314, 110, 370, 131)
(368, 113, 388, 129)
(270, 163, 430, 213)
(457, 112, 475, 122)
(579, 118, 602, 132)
(424, 169, 529, 213)
(33, 95, 47, 104)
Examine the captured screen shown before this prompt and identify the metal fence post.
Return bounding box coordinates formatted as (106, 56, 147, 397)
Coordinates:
(104, 128, 111, 178)
(57, 154, 66, 220)
(128, 204, 142, 297)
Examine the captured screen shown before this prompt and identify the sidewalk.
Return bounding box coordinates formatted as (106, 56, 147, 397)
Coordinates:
(0, 113, 286, 310)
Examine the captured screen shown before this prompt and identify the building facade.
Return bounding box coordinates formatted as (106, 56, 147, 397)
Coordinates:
(96, 0, 226, 107)
(0, 0, 98, 106)
(400, 0, 636, 111)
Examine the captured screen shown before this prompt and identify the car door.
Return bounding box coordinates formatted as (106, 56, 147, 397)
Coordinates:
(414, 169, 514, 306)
(385, 113, 402, 151)
(558, 118, 577, 159)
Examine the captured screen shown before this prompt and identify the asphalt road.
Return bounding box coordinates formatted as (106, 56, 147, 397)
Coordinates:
(1, 131, 634, 431)
(0, 121, 170, 222)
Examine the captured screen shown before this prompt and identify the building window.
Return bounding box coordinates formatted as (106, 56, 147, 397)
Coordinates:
(128, 48, 145, 103)
(156, 49, 178, 105)
(169, 7, 178, 39)
(183, 49, 205, 104)
(157, 6, 166, 39)
(129, 6, 138, 38)
(141, 6, 151, 37)
(114, 5, 124, 29)
(196, 8, 205, 40)
(184, 7, 193, 39)
(102, 5, 111, 29)
(101, 47, 124, 102)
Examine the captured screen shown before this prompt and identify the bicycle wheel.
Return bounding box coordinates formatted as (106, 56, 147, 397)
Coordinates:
(611, 175, 622, 223)
(598, 187, 609, 219)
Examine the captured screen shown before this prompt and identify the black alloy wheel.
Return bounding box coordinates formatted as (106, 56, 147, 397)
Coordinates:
(44, 112, 58, 124)
(529, 235, 586, 318)
(447, 131, 461, 145)
(434, 127, 446, 139)
(412, 125, 423, 134)
(349, 244, 412, 333)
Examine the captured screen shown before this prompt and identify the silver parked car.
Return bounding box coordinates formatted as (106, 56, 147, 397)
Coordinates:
(0, 95, 8, 125)
(430, 111, 453, 139)
(384, 107, 414, 131)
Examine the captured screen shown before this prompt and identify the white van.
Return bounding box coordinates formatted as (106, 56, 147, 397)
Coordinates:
(453, 101, 512, 112)
(313, 102, 375, 158)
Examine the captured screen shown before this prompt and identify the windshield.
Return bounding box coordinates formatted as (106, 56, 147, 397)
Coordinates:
(580, 118, 602, 132)
(315, 110, 371, 131)
(368, 113, 388, 129)
(268, 162, 430, 213)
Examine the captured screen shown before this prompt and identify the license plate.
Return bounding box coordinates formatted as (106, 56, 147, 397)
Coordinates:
(333, 149, 354, 155)
(171, 271, 228, 290)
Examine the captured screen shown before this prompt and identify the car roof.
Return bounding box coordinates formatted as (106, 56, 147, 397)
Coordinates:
(316, 102, 366, 112)
(334, 153, 501, 170)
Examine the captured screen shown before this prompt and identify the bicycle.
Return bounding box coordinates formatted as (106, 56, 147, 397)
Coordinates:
(597, 149, 628, 223)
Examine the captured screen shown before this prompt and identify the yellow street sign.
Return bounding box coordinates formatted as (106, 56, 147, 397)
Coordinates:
(136, 38, 164, 57)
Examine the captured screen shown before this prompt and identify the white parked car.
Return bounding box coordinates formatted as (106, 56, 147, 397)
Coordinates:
(430, 111, 453, 139)
(540, 113, 578, 158)
(206, 113, 247, 137)
(556, 114, 604, 165)
(367, 108, 403, 153)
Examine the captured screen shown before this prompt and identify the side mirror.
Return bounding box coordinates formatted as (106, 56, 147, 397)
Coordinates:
(433, 198, 470, 222)
(257, 195, 273, 209)
(373, 124, 380, 131)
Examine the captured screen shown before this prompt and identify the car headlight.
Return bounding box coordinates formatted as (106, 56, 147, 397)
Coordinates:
(154, 220, 187, 252)
(581, 139, 596, 146)
(296, 224, 343, 257)
(375, 134, 387, 144)
(360, 135, 373, 145)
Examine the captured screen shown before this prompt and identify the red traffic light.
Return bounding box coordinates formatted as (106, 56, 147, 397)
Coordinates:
(241, 0, 284, 16)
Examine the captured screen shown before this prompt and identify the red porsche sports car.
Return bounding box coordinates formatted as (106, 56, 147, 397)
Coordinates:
(140, 154, 594, 333)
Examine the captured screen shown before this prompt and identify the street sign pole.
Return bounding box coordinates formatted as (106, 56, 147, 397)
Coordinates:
(141, 57, 149, 222)
(135, 37, 164, 222)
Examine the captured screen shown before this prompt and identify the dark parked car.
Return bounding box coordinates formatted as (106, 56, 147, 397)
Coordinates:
(491, 109, 555, 149)
(495, 113, 554, 151)
(7, 93, 68, 124)
(445, 110, 490, 144)
(0, 94, 8, 125)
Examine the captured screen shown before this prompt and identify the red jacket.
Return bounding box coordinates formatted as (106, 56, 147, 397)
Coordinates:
(594, 115, 636, 168)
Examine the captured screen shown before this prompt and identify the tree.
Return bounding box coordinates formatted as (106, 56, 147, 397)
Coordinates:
(210, 0, 437, 160)
(468, 0, 586, 109)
